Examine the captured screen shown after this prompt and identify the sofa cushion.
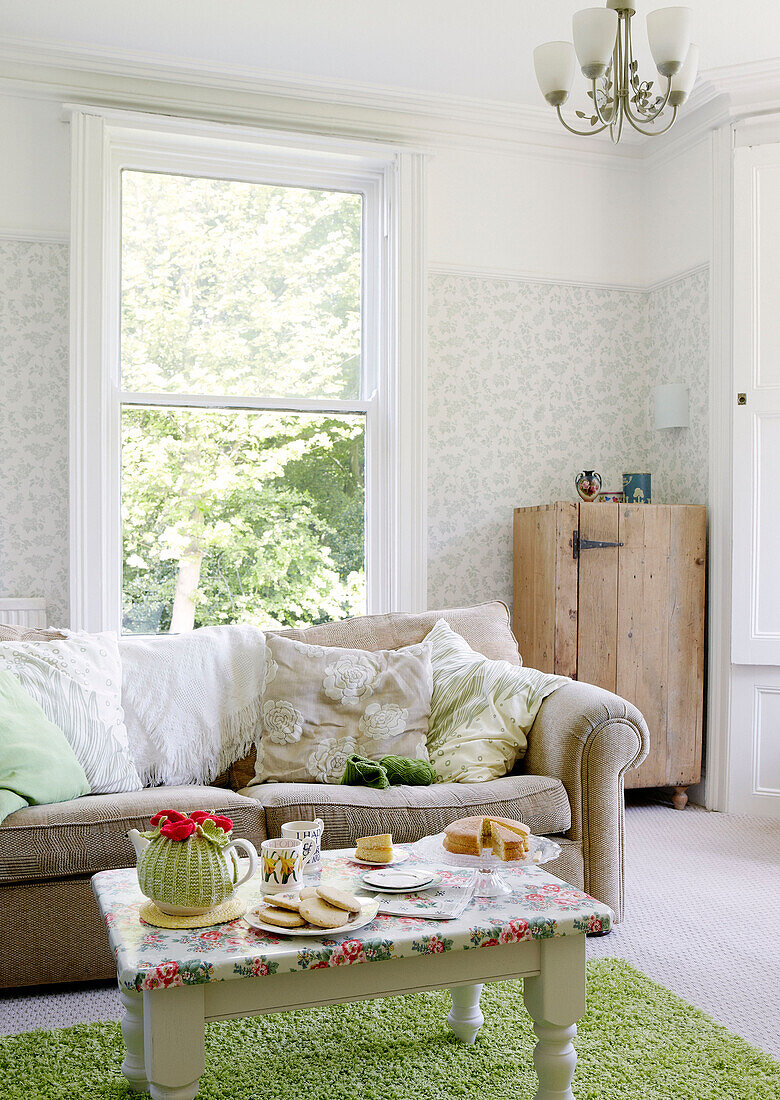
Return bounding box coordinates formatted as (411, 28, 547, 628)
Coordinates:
(249, 634, 433, 785)
(273, 601, 521, 665)
(0, 786, 266, 884)
(239, 773, 570, 848)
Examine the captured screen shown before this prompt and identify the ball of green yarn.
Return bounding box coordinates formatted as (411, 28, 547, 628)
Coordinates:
(340, 754, 389, 789)
(380, 755, 437, 786)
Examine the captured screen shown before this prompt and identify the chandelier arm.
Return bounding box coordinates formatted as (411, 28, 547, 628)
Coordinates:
(610, 103, 624, 145)
(624, 14, 673, 123)
(591, 80, 614, 127)
(554, 106, 609, 137)
(623, 104, 679, 137)
(623, 76, 673, 125)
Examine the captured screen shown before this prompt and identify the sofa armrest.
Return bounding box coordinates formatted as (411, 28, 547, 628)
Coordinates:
(523, 681, 649, 922)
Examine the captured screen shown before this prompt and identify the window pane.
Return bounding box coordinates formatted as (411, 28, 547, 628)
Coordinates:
(121, 407, 365, 633)
(120, 172, 362, 399)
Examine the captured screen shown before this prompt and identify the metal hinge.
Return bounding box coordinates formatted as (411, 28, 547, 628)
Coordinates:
(572, 531, 624, 560)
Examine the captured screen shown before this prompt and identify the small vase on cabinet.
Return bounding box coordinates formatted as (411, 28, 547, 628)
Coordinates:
(575, 470, 602, 502)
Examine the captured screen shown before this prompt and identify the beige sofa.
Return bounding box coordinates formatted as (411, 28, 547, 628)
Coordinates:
(0, 602, 648, 988)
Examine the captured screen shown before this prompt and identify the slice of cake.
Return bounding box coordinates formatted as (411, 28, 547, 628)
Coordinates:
(355, 832, 394, 863)
(443, 816, 530, 861)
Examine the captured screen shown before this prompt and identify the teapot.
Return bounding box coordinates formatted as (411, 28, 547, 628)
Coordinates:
(128, 809, 258, 916)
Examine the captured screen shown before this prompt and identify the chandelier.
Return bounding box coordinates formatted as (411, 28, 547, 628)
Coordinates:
(533, 2, 698, 144)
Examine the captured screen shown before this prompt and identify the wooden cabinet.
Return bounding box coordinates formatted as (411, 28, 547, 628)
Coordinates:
(513, 502, 706, 807)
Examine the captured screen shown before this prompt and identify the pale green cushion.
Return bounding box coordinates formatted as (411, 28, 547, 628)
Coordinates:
(0, 671, 91, 823)
(424, 619, 569, 783)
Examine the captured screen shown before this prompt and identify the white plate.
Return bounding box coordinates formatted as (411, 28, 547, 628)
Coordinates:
(361, 868, 439, 891)
(245, 898, 380, 937)
(348, 848, 410, 867)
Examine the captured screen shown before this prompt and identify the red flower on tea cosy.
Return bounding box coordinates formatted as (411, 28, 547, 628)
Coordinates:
(189, 811, 233, 832)
(150, 809, 187, 826)
(160, 818, 198, 841)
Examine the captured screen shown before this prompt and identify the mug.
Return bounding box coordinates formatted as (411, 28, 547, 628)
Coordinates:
(260, 838, 303, 896)
(281, 818, 324, 873)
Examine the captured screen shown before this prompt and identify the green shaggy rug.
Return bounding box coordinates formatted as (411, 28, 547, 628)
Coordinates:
(0, 959, 777, 1100)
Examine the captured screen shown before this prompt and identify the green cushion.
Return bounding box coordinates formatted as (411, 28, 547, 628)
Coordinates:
(0, 670, 90, 824)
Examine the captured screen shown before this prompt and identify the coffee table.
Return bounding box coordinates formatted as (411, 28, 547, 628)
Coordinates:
(92, 846, 611, 1100)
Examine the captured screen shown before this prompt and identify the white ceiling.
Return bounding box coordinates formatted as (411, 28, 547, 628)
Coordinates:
(0, 0, 778, 106)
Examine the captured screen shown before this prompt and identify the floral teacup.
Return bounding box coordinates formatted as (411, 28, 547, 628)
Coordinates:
(260, 838, 303, 896)
(281, 818, 324, 873)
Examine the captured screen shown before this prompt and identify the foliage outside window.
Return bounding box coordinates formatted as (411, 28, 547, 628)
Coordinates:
(120, 172, 366, 633)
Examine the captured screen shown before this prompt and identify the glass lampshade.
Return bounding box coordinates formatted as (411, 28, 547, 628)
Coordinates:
(647, 6, 692, 77)
(573, 8, 618, 79)
(533, 41, 576, 106)
(669, 43, 699, 105)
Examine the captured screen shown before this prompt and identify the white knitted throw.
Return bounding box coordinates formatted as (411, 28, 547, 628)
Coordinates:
(119, 625, 266, 786)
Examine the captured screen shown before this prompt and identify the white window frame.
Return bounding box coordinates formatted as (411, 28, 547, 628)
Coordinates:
(66, 106, 427, 632)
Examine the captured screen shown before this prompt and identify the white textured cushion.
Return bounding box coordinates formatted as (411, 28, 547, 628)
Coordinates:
(0, 631, 142, 795)
(249, 634, 433, 785)
(425, 619, 569, 783)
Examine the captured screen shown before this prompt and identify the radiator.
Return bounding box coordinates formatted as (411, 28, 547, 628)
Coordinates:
(0, 598, 47, 628)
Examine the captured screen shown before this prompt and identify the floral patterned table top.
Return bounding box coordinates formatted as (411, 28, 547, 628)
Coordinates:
(92, 845, 612, 992)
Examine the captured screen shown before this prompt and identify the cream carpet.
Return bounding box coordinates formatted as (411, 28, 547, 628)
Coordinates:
(1, 800, 778, 1057)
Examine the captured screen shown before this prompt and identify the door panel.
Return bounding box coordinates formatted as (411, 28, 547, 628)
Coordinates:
(733, 146, 780, 664)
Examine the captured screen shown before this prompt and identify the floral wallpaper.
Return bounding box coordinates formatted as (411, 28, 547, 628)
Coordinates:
(0, 241, 708, 628)
(0, 240, 69, 627)
(647, 267, 709, 507)
(427, 268, 710, 610)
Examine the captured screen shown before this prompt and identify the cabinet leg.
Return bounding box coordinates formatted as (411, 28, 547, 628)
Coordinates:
(672, 786, 689, 811)
(447, 983, 484, 1045)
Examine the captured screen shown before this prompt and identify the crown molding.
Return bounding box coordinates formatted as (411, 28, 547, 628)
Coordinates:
(705, 57, 780, 115)
(640, 89, 731, 170)
(0, 33, 642, 169)
(4, 34, 780, 171)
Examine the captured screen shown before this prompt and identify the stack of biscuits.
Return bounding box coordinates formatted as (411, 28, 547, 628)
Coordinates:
(254, 885, 362, 931)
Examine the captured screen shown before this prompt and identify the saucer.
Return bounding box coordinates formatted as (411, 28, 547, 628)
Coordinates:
(361, 867, 437, 891)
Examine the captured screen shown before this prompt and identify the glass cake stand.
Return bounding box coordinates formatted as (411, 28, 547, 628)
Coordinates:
(413, 832, 562, 898)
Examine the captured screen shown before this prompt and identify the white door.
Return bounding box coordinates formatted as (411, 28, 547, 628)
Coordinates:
(731, 142, 780, 816)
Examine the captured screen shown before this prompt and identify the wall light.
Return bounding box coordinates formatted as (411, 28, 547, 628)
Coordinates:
(653, 383, 689, 429)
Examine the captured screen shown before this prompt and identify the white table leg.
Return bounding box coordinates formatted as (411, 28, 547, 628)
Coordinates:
(523, 936, 586, 1100)
(447, 983, 484, 1045)
(120, 989, 147, 1092)
(143, 984, 206, 1100)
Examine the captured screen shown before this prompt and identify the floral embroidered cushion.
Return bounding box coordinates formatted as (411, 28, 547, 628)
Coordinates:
(0, 631, 142, 795)
(424, 619, 569, 783)
(248, 634, 433, 784)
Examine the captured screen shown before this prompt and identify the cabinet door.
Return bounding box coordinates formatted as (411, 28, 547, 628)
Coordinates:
(576, 504, 619, 693)
(513, 503, 578, 675)
(618, 505, 705, 789)
(618, 505, 671, 787)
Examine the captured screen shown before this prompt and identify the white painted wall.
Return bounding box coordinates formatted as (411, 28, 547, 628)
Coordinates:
(428, 146, 643, 286)
(642, 137, 712, 286)
(0, 94, 69, 237)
